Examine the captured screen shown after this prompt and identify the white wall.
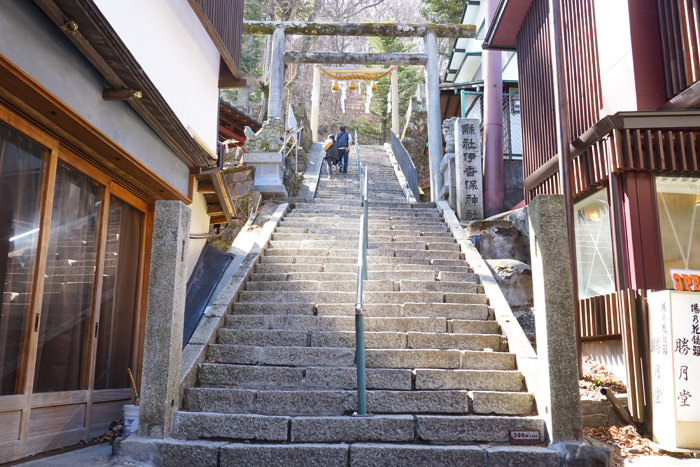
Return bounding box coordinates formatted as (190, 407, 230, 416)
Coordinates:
(0, 0, 191, 196)
(185, 179, 212, 280)
(582, 340, 628, 385)
(94, 0, 220, 153)
(594, 0, 637, 116)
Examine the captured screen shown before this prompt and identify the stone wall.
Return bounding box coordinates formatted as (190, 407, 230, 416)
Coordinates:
(504, 158, 524, 210)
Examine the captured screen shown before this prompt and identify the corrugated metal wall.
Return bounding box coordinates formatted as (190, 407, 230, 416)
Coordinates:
(658, 0, 700, 98)
(516, 0, 558, 202)
(516, 0, 607, 202)
(197, 0, 244, 69)
(516, 0, 700, 201)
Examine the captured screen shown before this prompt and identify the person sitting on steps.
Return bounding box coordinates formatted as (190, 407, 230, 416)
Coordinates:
(336, 124, 352, 175)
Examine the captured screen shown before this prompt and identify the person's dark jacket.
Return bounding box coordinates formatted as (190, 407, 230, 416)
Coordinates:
(324, 135, 339, 162)
(336, 130, 350, 151)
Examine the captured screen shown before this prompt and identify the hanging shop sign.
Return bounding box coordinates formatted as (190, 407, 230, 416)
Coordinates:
(670, 268, 700, 292)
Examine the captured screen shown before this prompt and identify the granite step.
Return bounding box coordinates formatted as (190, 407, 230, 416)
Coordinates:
(171, 412, 545, 445)
(224, 315, 448, 333)
(184, 388, 474, 415)
(214, 329, 409, 349)
(248, 270, 437, 282)
(197, 363, 412, 390)
(365, 349, 516, 370)
(118, 437, 558, 467)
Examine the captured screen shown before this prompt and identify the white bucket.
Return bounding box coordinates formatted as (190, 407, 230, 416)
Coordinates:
(122, 404, 139, 436)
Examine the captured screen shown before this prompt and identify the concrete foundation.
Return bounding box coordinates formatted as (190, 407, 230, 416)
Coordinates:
(243, 151, 287, 195)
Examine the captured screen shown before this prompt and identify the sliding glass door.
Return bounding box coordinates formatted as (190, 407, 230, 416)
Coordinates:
(0, 107, 150, 462)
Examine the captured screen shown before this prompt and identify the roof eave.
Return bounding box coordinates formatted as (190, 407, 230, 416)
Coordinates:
(482, 0, 532, 51)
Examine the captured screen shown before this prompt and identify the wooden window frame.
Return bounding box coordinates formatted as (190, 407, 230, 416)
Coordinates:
(0, 102, 153, 459)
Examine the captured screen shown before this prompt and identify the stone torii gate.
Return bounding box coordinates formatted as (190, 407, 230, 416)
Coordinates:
(243, 21, 475, 201)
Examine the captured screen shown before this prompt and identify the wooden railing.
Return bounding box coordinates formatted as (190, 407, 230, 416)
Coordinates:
(579, 289, 650, 423)
(579, 292, 621, 340)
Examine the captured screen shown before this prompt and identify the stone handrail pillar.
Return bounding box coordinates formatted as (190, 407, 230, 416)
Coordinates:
(528, 195, 583, 442)
(424, 30, 443, 201)
(138, 200, 190, 438)
(267, 26, 286, 119)
(391, 65, 400, 137)
(311, 64, 321, 142)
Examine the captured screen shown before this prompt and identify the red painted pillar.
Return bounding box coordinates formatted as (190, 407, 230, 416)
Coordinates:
(483, 0, 505, 217)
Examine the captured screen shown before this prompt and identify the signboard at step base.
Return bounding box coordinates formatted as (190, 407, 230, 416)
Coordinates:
(647, 290, 700, 450)
(671, 269, 700, 292)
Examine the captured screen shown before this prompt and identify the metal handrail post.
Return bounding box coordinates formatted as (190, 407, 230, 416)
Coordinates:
(355, 206, 368, 415)
(355, 129, 360, 177)
(362, 168, 368, 281)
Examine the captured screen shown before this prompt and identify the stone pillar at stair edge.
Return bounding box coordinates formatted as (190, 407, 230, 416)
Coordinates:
(528, 195, 583, 443)
(390, 65, 400, 137)
(424, 30, 444, 202)
(267, 26, 286, 120)
(311, 64, 321, 142)
(138, 200, 190, 438)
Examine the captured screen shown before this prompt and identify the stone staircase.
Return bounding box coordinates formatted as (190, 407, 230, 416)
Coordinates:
(131, 145, 557, 465)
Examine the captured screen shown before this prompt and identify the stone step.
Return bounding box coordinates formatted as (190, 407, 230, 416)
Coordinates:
(471, 390, 535, 415)
(400, 279, 480, 292)
(253, 263, 471, 274)
(197, 363, 412, 390)
(259, 255, 447, 265)
(316, 303, 405, 317)
(244, 280, 397, 292)
(272, 229, 452, 238)
(288, 211, 441, 219)
(263, 248, 461, 260)
(280, 219, 446, 228)
(271, 232, 456, 242)
(248, 271, 437, 282)
(215, 329, 408, 349)
(172, 412, 544, 444)
(206, 344, 356, 367)
(119, 435, 558, 467)
(219, 325, 500, 354)
(403, 302, 491, 317)
(414, 368, 524, 391)
(267, 240, 459, 252)
(224, 315, 448, 333)
(237, 290, 447, 304)
(406, 332, 502, 351)
(365, 349, 516, 370)
(184, 388, 473, 415)
(450, 319, 500, 334)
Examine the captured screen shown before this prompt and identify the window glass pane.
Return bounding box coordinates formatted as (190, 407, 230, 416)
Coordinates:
(574, 189, 616, 299)
(94, 196, 143, 390)
(33, 161, 101, 393)
(656, 176, 700, 289)
(0, 121, 45, 395)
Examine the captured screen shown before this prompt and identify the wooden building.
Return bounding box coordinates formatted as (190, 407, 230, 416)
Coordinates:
(484, 0, 700, 421)
(0, 0, 244, 462)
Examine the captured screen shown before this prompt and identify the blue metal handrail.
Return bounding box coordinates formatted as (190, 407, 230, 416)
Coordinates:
(355, 133, 369, 415)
